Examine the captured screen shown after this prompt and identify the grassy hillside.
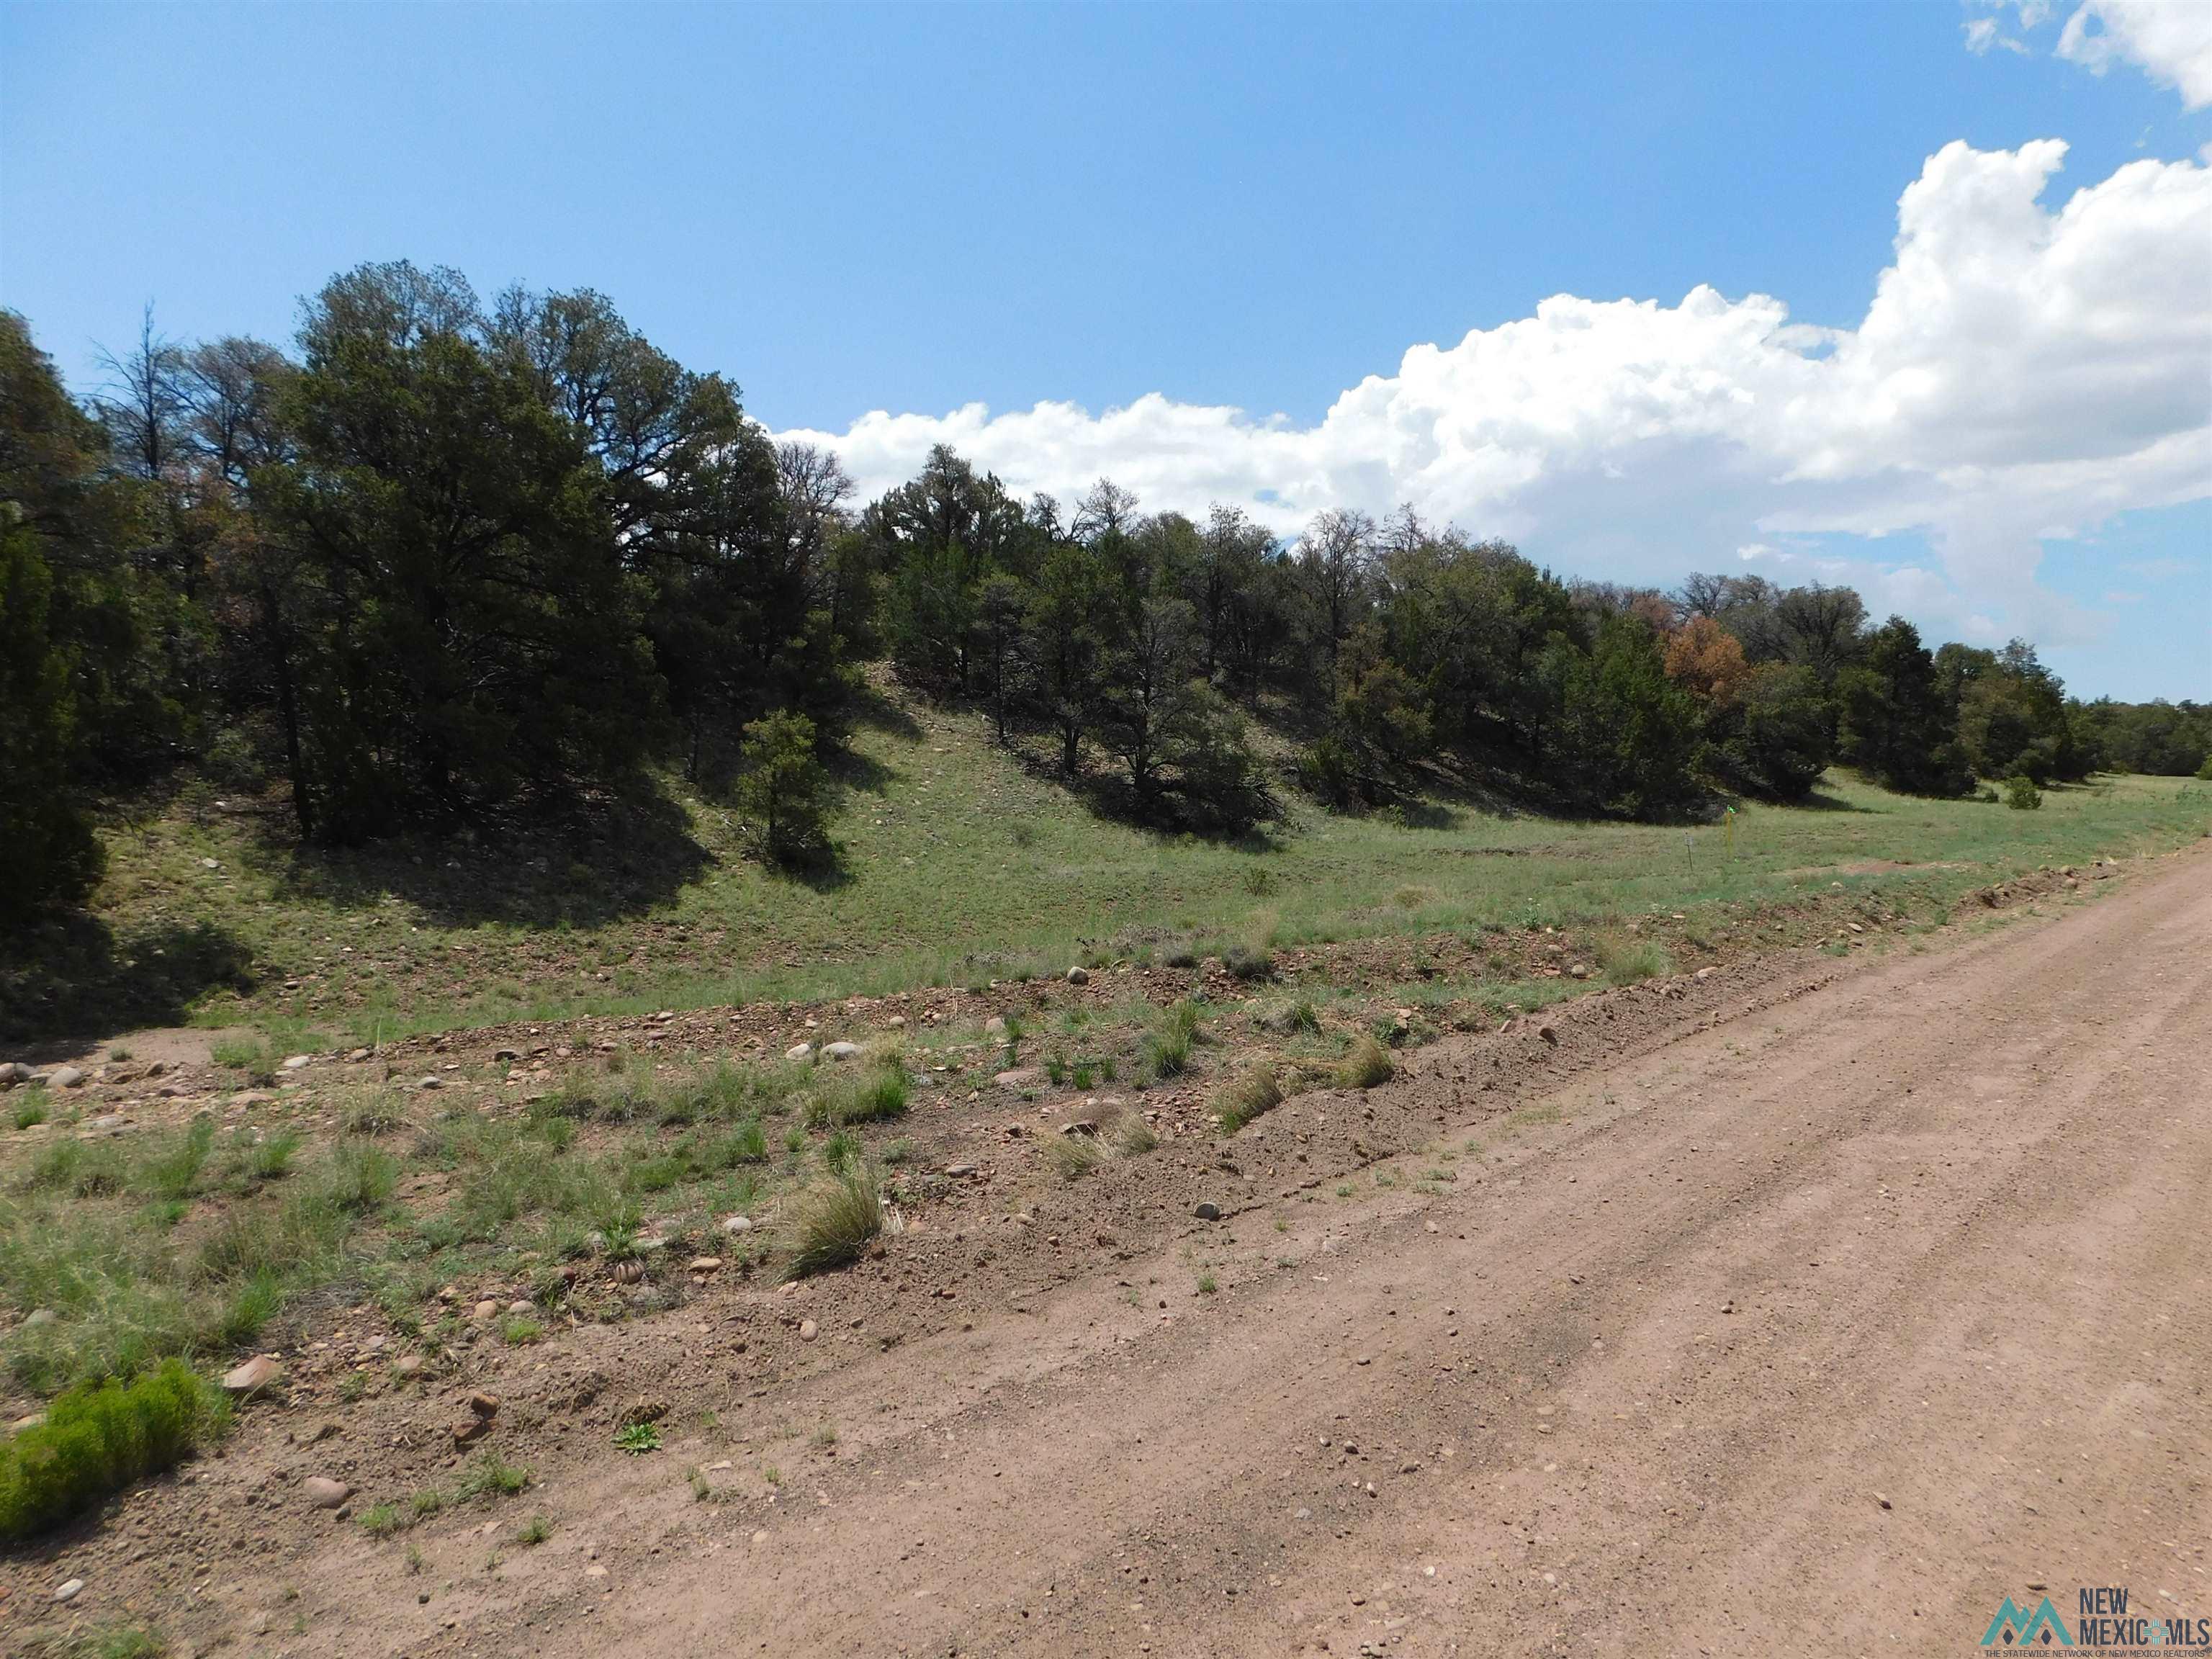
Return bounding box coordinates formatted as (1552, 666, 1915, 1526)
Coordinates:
(8, 691, 2208, 1046)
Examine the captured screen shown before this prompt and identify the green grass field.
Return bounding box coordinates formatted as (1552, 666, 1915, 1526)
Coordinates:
(12, 691, 2208, 1046)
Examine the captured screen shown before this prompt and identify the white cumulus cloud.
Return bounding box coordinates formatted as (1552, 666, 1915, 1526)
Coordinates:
(2055, 0, 2212, 109)
(777, 140, 2211, 650)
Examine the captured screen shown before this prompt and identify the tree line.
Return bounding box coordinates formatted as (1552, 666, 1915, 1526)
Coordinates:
(4, 266, 2204, 917)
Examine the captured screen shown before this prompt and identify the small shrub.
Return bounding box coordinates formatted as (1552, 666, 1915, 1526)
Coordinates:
(613, 1421, 662, 1455)
(1213, 1063, 1284, 1133)
(26, 1137, 126, 1198)
(1593, 932, 1673, 986)
(318, 1141, 399, 1212)
(456, 1450, 531, 1500)
(501, 1317, 543, 1346)
(1339, 1035, 1394, 1089)
(0, 1360, 229, 1542)
(2004, 773, 2043, 811)
(12, 1092, 48, 1130)
(236, 1128, 302, 1184)
(516, 1513, 552, 1545)
(210, 1037, 276, 1084)
(359, 1502, 407, 1537)
(1110, 1115, 1158, 1156)
(1143, 1000, 1201, 1079)
(780, 1167, 883, 1279)
(1222, 944, 1274, 982)
(341, 1094, 410, 1136)
(136, 1119, 215, 1202)
(826, 1064, 907, 1127)
(1042, 1134, 1107, 1181)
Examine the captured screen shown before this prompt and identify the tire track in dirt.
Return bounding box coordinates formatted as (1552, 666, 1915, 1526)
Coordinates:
(547, 848, 2211, 1659)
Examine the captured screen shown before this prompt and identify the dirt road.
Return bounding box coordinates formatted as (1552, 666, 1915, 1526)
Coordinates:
(19, 854, 2206, 1658)
(516, 849, 2204, 1659)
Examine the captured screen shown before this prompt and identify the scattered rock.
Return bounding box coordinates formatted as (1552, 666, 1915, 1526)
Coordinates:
(983, 1016, 1007, 1036)
(1536, 1025, 1558, 1046)
(302, 1476, 351, 1509)
(392, 1355, 424, 1377)
(886, 1015, 907, 1030)
(994, 1066, 1044, 1089)
(22, 1307, 57, 1328)
(418, 1075, 443, 1091)
(944, 1163, 979, 1178)
(222, 1355, 282, 1396)
(472, 1299, 500, 1321)
(689, 1256, 724, 1274)
(1566, 963, 1591, 980)
(784, 1042, 814, 1062)
(611, 1260, 647, 1285)
(721, 1214, 753, 1235)
(282, 1054, 312, 1071)
(467, 1392, 500, 1419)
(46, 1066, 84, 1090)
(1193, 1202, 1223, 1222)
(1066, 965, 1089, 985)
(1874, 1492, 1892, 1510)
(451, 1416, 490, 1447)
(799, 1319, 819, 1341)
(507, 1298, 533, 1316)
(0, 1062, 35, 1089)
(1695, 966, 1720, 981)
(53, 1578, 84, 1603)
(821, 1041, 862, 1062)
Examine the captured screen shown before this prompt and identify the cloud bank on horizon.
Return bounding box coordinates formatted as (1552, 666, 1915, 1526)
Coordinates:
(778, 21, 2211, 655)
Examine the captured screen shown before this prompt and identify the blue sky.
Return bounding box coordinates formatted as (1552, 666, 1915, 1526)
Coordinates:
(3, 1, 2207, 699)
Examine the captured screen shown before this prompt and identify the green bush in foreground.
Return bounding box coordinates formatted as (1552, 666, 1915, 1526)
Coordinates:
(0, 1359, 228, 1541)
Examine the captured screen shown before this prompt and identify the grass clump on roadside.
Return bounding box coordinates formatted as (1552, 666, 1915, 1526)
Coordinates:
(1, 1133, 400, 1397)
(779, 1166, 883, 1278)
(1143, 1000, 1202, 1081)
(1213, 1061, 1285, 1133)
(809, 1061, 908, 1128)
(1339, 1034, 1395, 1089)
(0, 1359, 229, 1542)
(1042, 1134, 1107, 1181)
(455, 1449, 531, 1501)
(1593, 931, 1673, 986)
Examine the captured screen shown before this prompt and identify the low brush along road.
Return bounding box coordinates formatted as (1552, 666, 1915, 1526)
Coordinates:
(234, 850, 2212, 1656)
